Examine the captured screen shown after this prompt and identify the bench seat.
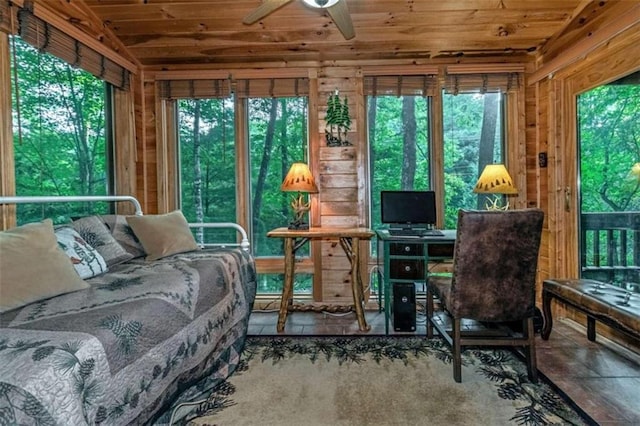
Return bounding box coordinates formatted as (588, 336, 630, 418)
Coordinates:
(541, 278, 640, 343)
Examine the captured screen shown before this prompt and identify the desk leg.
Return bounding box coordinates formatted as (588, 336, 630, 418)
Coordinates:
(277, 237, 295, 333)
(340, 237, 371, 332)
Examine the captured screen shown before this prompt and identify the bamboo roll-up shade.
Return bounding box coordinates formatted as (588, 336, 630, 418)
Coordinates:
(443, 72, 521, 94)
(234, 78, 309, 98)
(364, 75, 438, 97)
(18, 7, 129, 90)
(158, 79, 232, 99)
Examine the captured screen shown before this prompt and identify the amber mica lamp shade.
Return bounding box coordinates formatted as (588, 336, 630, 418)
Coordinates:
(281, 162, 319, 230)
(473, 164, 518, 210)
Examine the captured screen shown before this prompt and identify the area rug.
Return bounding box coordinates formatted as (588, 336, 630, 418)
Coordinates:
(175, 336, 593, 426)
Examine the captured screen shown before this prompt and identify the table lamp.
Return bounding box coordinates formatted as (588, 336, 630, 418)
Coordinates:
(281, 162, 319, 229)
(473, 164, 518, 210)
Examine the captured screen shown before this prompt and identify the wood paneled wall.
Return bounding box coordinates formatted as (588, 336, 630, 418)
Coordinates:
(312, 70, 370, 303)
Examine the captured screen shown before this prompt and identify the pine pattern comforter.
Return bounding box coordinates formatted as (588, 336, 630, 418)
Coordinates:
(0, 248, 257, 425)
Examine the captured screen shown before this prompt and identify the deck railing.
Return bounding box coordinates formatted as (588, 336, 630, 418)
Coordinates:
(581, 212, 640, 292)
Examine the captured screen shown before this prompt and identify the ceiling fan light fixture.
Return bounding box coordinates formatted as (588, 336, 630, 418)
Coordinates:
(302, 0, 340, 8)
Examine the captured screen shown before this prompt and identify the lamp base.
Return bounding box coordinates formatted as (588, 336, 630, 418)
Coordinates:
(484, 195, 510, 211)
(288, 219, 309, 230)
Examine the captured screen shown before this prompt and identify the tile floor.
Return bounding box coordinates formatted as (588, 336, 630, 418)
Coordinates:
(248, 308, 640, 425)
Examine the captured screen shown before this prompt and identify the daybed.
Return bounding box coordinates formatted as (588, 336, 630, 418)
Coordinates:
(0, 196, 257, 425)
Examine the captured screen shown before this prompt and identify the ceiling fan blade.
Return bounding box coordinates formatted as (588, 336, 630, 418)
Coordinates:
(243, 0, 295, 25)
(327, 0, 355, 40)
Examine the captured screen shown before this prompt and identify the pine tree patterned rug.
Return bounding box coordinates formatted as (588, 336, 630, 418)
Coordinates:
(174, 336, 595, 425)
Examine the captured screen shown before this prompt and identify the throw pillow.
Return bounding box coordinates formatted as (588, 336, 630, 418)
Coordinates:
(72, 215, 133, 267)
(126, 210, 199, 261)
(99, 214, 146, 259)
(54, 226, 108, 279)
(0, 219, 90, 313)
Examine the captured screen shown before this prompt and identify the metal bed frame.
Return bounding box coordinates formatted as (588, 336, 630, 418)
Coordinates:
(0, 195, 250, 251)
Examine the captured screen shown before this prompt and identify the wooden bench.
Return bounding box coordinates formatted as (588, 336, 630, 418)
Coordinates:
(541, 278, 640, 343)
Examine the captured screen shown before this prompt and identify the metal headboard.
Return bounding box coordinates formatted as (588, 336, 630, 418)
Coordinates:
(0, 195, 143, 215)
(0, 195, 250, 251)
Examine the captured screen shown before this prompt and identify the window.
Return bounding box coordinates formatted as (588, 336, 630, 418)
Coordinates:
(177, 97, 237, 242)
(367, 72, 513, 233)
(7, 5, 130, 224)
(368, 95, 431, 233)
(247, 96, 312, 295)
(172, 78, 311, 295)
(366, 74, 436, 242)
(247, 97, 308, 257)
(441, 71, 518, 228)
(578, 70, 640, 293)
(11, 36, 110, 224)
(442, 91, 505, 229)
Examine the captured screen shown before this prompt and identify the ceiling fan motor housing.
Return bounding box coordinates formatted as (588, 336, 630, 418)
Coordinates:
(302, 0, 340, 8)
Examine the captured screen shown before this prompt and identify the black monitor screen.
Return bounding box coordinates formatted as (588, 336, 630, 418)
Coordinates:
(381, 190, 436, 227)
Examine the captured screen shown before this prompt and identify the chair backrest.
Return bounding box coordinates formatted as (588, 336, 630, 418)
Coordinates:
(449, 209, 544, 322)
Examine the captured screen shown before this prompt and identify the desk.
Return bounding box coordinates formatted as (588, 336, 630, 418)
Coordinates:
(376, 229, 456, 334)
(267, 227, 375, 333)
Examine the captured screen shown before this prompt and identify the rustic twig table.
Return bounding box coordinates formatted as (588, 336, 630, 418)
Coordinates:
(267, 227, 374, 333)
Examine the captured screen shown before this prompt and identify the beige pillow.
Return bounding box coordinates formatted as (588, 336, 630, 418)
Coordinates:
(0, 219, 90, 313)
(126, 211, 199, 261)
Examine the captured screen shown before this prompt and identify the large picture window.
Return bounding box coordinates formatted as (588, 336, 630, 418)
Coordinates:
(366, 74, 435, 247)
(442, 91, 505, 228)
(367, 72, 512, 234)
(11, 36, 110, 224)
(368, 95, 431, 233)
(173, 78, 311, 295)
(178, 97, 237, 239)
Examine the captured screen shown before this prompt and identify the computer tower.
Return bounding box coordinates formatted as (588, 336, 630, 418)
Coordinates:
(392, 282, 416, 332)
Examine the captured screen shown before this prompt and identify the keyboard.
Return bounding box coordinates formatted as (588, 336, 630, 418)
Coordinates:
(387, 228, 444, 237)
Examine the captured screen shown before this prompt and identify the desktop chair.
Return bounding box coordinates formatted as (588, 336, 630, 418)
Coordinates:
(426, 209, 544, 383)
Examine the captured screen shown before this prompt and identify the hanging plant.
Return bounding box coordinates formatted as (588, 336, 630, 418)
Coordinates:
(325, 91, 351, 147)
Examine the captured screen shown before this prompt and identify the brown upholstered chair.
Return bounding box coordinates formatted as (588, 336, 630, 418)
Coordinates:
(426, 208, 544, 383)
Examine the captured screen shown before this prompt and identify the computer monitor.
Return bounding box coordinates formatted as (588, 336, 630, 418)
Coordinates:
(381, 190, 437, 230)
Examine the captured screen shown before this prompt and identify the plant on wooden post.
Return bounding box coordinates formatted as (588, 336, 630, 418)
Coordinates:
(325, 91, 351, 146)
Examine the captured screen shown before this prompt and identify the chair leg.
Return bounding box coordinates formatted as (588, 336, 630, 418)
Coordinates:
(426, 286, 434, 339)
(524, 318, 538, 383)
(452, 317, 462, 383)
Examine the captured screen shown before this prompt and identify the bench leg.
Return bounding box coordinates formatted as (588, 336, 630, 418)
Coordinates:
(587, 316, 596, 342)
(541, 289, 553, 340)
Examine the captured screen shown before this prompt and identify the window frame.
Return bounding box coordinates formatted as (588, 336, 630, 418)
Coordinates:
(162, 78, 316, 298)
(8, 35, 119, 224)
(365, 70, 526, 233)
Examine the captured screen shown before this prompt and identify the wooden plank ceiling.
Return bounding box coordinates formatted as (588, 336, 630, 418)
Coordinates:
(41, 0, 622, 68)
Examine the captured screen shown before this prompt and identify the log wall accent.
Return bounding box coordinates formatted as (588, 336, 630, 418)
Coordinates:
(314, 69, 370, 303)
